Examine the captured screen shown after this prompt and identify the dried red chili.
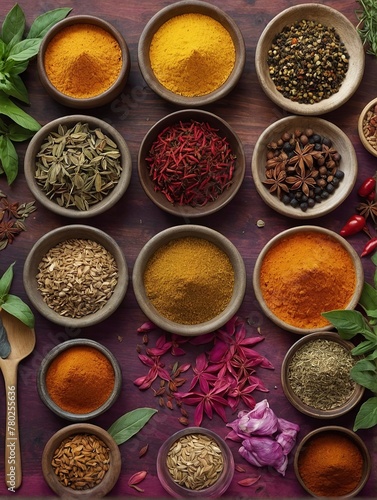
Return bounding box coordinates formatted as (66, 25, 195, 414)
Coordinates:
(145, 120, 236, 207)
(361, 237, 377, 257)
(340, 215, 366, 237)
(357, 177, 376, 198)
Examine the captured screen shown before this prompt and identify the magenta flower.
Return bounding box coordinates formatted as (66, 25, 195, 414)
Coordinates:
(147, 334, 188, 357)
(227, 376, 256, 412)
(133, 354, 171, 389)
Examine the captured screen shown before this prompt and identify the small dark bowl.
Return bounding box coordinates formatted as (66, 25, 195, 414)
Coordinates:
(38, 15, 130, 108)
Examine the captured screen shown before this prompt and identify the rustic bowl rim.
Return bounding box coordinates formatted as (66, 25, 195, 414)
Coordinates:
(252, 225, 364, 334)
(132, 224, 246, 336)
(281, 331, 365, 418)
(255, 3, 365, 115)
(251, 115, 358, 219)
(37, 14, 130, 109)
(138, 109, 246, 218)
(138, 0, 246, 107)
(23, 224, 128, 328)
(357, 97, 377, 158)
(42, 422, 122, 497)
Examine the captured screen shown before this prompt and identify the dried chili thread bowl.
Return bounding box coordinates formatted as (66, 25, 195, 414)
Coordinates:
(132, 224, 246, 336)
(138, 0, 245, 107)
(281, 332, 365, 419)
(255, 3, 365, 115)
(358, 97, 377, 158)
(251, 115, 358, 219)
(156, 427, 234, 498)
(138, 109, 245, 218)
(42, 422, 122, 497)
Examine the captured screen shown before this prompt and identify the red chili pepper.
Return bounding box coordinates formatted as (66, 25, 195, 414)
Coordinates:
(340, 214, 367, 237)
(357, 177, 376, 198)
(361, 237, 377, 257)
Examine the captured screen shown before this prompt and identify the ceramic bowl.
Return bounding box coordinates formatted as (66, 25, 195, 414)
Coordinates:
(253, 226, 364, 334)
(38, 15, 130, 108)
(138, 109, 245, 218)
(358, 97, 377, 157)
(132, 224, 246, 336)
(294, 426, 371, 498)
(23, 224, 128, 328)
(255, 4, 365, 115)
(156, 427, 234, 498)
(138, 0, 245, 107)
(251, 115, 358, 219)
(42, 422, 122, 497)
(37, 338, 122, 421)
(24, 115, 132, 219)
(281, 332, 364, 419)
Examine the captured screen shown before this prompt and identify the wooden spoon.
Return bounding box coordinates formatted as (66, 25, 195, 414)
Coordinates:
(0, 309, 36, 491)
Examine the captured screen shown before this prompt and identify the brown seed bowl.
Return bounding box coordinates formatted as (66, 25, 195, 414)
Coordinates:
(42, 422, 122, 497)
(23, 224, 128, 328)
(138, 0, 245, 107)
(37, 338, 122, 421)
(37, 15, 130, 109)
(132, 224, 246, 336)
(251, 115, 358, 219)
(24, 114, 132, 219)
(255, 3, 365, 115)
(138, 109, 245, 218)
(281, 332, 365, 419)
(294, 426, 371, 498)
(156, 427, 234, 498)
(358, 97, 377, 158)
(252, 225, 364, 335)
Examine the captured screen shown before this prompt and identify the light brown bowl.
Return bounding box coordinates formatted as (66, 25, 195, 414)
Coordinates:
(358, 97, 377, 157)
(38, 15, 130, 108)
(138, 0, 245, 107)
(255, 4, 365, 115)
(138, 109, 245, 218)
(251, 115, 358, 219)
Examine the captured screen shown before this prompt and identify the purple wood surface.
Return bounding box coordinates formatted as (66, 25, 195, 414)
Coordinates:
(0, 0, 376, 497)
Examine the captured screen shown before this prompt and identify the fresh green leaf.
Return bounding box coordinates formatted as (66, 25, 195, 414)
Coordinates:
(108, 408, 157, 445)
(7, 38, 41, 63)
(1, 294, 35, 329)
(8, 122, 34, 142)
(0, 38, 6, 59)
(27, 8, 72, 39)
(0, 92, 40, 131)
(0, 316, 11, 359)
(0, 262, 15, 301)
(350, 358, 377, 392)
(3, 59, 28, 76)
(1, 4, 25, 45)
(359, 281, 377, 312)
(351, 339, 377, 356)
(354, 397, 377, 431)
(0, 134, 18, 184)
(0, 72, 29, 103)
(322, 309, 372, 339)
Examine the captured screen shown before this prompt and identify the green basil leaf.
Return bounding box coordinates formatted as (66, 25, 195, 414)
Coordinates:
(359, 281, 377, 312)
(0, 39, 6, 58)
(353, 397, 377, 431)
(350, 359, 377, 392)
(351, 339, 377, 356)
(0, 117, 8, 133)
(7, 38, 41, 63)
(0, 93, 40, 131)
(4, 59, 29, 76)
(0, 316, 11, 359)
(0, 262, 15, 301)
(322, 309, 371, 339)
(0, 72, 29, 103)
(27, 8, 72, 39)
(0, 135, 18, 184)
(1, 4, 25, 45)
(107, 408, 158, 445)
(8, 122, 34, 142)
(1, 294, 35, 329)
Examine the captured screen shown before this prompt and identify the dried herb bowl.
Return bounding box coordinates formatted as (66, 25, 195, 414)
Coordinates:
(24, 115, 132, 219)
(255, 3, 365, 115)
(358, 97, 377, 158)
(251, 115, 358, 219)
(138, 109, 245, 218)
(23, 224, 128, 328)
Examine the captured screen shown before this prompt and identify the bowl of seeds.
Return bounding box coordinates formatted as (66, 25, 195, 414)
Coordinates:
(23, 224, 128, 328)
(255, 3, 365, 115)
(251, 115, 357, 218)
(358, 97, 377, 157)
(281, 332, 365, 419)
(24, 115, 132, 218)
(156, 427, 234, 498)
(42, 423, 122, 497)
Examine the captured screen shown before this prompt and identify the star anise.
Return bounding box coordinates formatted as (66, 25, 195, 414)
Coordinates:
(357, 200, 377, 225)
(0, 198, 20, 218)
(262, 170, 289, 199)
(265, 152, 289, 175)
(286, 171, 317, 197)
(0, 220, 23, 244)
(288, 141, 319, 175)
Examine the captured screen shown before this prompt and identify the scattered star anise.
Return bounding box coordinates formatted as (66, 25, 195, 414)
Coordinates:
(0, 190, 36, 251)
(262, 170, 289, 199)
(357, 200, 377, 225)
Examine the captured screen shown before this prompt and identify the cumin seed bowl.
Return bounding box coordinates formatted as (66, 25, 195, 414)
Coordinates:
(42, 422, 122, 497)
(132, 224, 246, 336)
(23, 224, 128, 328)
(138, 0, 245, 107)
(156, 427, 234, 498)
(251, 115, 358, 219)
(37, 15, 130, 109)
(24, 115, 132, 219)
(281, 332, 365, 419)
(138, 109, 245, 218)
(358, 97, 377, 158)
(255, 3, 365, 115)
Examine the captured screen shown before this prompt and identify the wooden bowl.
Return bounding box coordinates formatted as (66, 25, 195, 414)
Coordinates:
(358, 97, 377, 157)
(38, 15, 130, 108)
(138, 109, 245, 218)
(138, 0, 245, 107)
(132, 224, 246, 336)
(24, 115, 132, 218)
(255, 4, 365, 115)
(42, 423, 121, 497)
(23, 225, 128, 328)
(281, 332, 364, 419)
(251, 115, 358, 219)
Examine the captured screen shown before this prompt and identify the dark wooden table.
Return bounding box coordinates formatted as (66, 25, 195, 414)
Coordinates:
(0, 0, 376, 497)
